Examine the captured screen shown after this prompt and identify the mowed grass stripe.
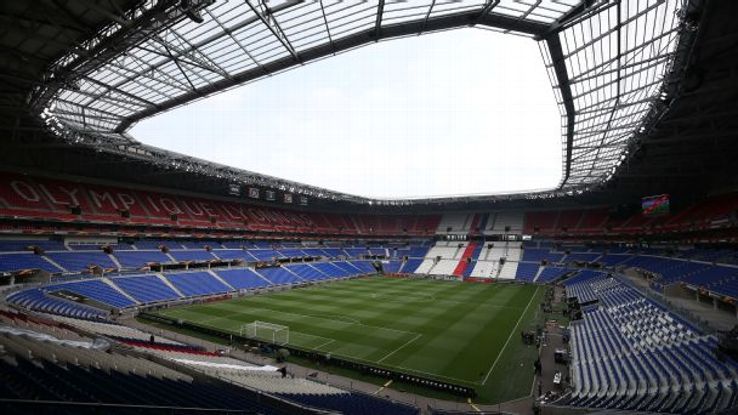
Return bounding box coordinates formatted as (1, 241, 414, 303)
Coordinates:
(155, 277, 540, 400)
(378, 283, 535, 382)
(171, 302, 417, 357)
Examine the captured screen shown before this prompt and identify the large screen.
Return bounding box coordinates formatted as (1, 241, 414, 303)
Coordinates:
(642, 194, 670, 216)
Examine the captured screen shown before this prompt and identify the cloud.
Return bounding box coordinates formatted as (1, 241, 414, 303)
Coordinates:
(132, 29, 561, 198)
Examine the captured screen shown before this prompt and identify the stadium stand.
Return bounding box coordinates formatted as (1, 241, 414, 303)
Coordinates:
(111, 274, 181, 303)
(0, 252, 62, 273)
(168, 249, 217, 262)
(2, 1, 737, 413)
(165, 271, 230, 297)
(564, 272, 738, 413)
(0, 173, 439, 237)
(47, 279, 137, 308)
(46, 251, 117, 272)
(215, 268, 272, 290)
(515, 263, 540, 282)
(6, 288, 106, 319)
(115, 250, 173, 268)
(256, 267, 303, 285)
(535, 267, 570, 283)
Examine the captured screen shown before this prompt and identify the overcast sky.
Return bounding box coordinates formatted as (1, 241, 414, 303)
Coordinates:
(132, 28, 561, 199)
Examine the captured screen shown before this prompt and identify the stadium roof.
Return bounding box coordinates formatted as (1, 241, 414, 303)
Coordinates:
(1, 0, 715, 206)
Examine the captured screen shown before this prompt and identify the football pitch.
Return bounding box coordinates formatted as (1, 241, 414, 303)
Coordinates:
(152, 276, 543, 403)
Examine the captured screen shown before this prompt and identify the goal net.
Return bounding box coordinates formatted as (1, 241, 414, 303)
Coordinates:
(240, 321, 289, 345)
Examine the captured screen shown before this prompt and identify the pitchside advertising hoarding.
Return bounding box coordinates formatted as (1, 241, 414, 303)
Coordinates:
(641, 194, 670, 216)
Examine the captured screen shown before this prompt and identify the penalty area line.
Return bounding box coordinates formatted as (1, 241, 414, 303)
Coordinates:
(312, 339, 336, 351)
(376, 333, 422, 364)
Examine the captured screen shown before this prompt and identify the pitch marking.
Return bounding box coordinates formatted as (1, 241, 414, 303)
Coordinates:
(481, 286, 540, 385)
(376, 333, 422, 364)
(312, 339, 336, 351)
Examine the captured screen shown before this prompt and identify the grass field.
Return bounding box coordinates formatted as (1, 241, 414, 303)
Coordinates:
(151, 276, 543, 403)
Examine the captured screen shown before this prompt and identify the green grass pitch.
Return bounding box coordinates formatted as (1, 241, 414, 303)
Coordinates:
(153, 276, 543, 403)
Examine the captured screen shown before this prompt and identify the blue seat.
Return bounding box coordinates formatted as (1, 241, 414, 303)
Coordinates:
(48, 279, 135, 308)
(113, 275, 180, 303)
(215, 268, 271, 290)
(165, 271, 230, 296)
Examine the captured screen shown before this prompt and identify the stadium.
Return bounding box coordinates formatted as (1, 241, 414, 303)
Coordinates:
(1, 0, 737, 414)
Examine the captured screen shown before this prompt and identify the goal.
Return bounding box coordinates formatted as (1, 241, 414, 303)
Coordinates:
(240, 321, 289, 345)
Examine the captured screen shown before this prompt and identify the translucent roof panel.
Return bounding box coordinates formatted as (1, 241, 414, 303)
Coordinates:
(38, 0, 689, 198)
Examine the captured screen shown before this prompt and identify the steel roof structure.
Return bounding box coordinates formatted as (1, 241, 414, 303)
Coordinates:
(17, 0, 701, 204)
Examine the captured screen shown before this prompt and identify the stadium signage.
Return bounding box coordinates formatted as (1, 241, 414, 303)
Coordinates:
(3, 175, 315, 227)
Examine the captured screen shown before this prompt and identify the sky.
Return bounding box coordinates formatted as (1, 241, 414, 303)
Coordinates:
(132, 28, 562, 199)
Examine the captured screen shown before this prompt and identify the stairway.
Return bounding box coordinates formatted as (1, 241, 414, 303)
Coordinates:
(156, 274, 185, 297)
(452, 242, 478, 278)
(207, 269, 236, 290)
(103, 277, 140, 304)
(108, 254, 122, 269)
(42, 256, 68, 273)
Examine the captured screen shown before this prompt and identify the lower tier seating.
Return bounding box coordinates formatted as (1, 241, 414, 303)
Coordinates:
(165, 272, 230, 297)
(564, 272, 738, 414)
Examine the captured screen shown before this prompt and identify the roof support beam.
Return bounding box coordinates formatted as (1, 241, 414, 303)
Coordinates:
(243, 0, 298, 62)
(374, 0, 386, 39)
(116, 10, 549, 131)
(544, 34, 575, 188)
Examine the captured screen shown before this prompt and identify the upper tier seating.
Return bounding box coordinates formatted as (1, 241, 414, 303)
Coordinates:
(598, 254, 634, 266)
(211, 249, 255, 261)
(0, 239, 66, 251)
(0, 252, 62, 273)
(46, 251, 117, 272)
(426, 243, 462, 259)
(115, 250, 173, 268)
(168, 249, 217, 262)
(565, 253, 602, 263)
(0, 173, 438, 236)
(249, 249, 284, 261)
(435, 212, 471, 233)
(522, 248, 565, 263)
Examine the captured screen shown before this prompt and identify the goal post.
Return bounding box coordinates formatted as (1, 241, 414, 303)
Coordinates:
(240, 321, 289, 345)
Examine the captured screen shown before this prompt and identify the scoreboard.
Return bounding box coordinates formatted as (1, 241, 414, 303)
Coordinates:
(641, 194, 670, 216)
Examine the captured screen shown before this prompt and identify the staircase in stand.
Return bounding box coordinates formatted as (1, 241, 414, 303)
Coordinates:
(452, 242, 478, 279)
